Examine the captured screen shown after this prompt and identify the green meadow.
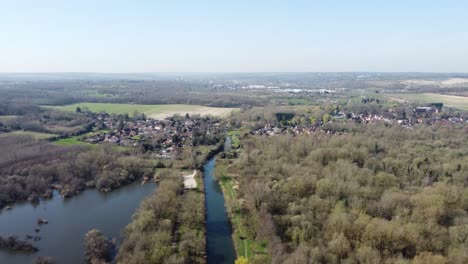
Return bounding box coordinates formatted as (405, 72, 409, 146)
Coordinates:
(47, 103, 238, 119)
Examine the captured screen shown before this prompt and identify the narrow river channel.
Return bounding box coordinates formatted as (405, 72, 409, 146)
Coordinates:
(203, 157, 236, 264)
(0, 181, 156, 264)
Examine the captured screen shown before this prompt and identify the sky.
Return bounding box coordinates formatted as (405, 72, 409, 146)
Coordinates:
(1, 0, 468, 73)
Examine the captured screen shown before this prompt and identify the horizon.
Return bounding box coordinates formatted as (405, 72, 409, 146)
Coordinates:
(2, 1, 468, 72)
(1, 71, 468, 74)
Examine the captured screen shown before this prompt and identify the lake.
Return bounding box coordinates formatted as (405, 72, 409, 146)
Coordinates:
(0, 181, 156, 264)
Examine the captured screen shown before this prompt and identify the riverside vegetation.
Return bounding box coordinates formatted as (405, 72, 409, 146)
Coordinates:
(115, 143, 224, 264)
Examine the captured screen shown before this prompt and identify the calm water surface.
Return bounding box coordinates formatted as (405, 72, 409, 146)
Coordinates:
(0, 181, 156, 264)
(204, 157, 236, 264)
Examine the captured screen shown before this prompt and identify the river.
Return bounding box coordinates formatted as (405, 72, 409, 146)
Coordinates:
(0, 181, 156, 264)
(203, 157, 236, 264)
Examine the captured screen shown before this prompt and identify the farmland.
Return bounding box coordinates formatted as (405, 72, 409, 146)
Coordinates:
(391, 93, 468, 111)
(47, 103, 238, 119)
(0, 131, 56, 140)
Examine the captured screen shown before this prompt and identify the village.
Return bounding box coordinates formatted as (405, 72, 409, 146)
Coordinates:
(252, 103, 467, 137)
(76, 112, 223, 159)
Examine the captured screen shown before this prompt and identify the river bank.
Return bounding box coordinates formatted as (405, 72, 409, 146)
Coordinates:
(214, 156, 270, 263)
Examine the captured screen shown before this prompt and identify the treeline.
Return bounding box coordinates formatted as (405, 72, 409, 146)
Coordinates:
(0, 103, 94, 136)
(0, 80, 266, 107)
(224, 123, 468, 263)
(0, 135, 154, 208)
(117, 169, 206, 264)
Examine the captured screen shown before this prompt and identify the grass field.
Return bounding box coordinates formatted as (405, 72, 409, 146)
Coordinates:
(0, 131, 56, 140)
(53, 129, 110, 146)
(391, 93, 468, 111)
(0, 115, 17, 122)
(54, 136, 89, 146)
(47, 103, 238, 119)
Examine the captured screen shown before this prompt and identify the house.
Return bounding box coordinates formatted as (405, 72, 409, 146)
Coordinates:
(414, 107, 435, 116)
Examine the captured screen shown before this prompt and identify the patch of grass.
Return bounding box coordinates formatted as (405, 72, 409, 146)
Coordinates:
(227, 128, 250, 137)
(130, 135, 141, 141)
(0, 131, 57, 140)
(54, 136, 89, 146)
(231, 135, 241, 149)
(53, 130, 110, 146)
(228, 128, 249, 149)
(46, 103, 238, 119)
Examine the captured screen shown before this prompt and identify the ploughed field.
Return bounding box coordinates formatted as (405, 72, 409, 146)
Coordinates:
(47, 103, 239, 119)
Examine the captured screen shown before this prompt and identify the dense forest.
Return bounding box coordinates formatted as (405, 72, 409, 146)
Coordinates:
(0, 80, 266, 107)
(220, 123, 468, 263)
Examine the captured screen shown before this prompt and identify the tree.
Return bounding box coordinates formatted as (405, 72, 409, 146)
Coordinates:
(328, 232, 351, 259)
(34, 256, 56, 264)
(84, 229, 113, 264)
(133, 110, 140, 120)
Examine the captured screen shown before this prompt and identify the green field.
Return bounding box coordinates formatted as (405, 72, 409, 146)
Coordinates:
(0, 131, 56, 140)
(392, 93, 468, 111)
(46, 103, 238, 119)
(54, 136, 89, 146)
(53, 129, 110, 146)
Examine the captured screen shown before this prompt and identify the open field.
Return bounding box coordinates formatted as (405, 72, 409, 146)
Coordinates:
(54, 136, 90, 146)
(0, 130, 56, 140)
(0, 115, 17, 122)
(391, 93, 468, 111)
(47, 103, 239, 119)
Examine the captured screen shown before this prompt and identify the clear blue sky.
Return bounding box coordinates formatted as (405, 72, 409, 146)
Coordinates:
(1, 0, 467, 72)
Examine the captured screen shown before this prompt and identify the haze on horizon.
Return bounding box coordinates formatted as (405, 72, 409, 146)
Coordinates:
(1, 0, 468, 73)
